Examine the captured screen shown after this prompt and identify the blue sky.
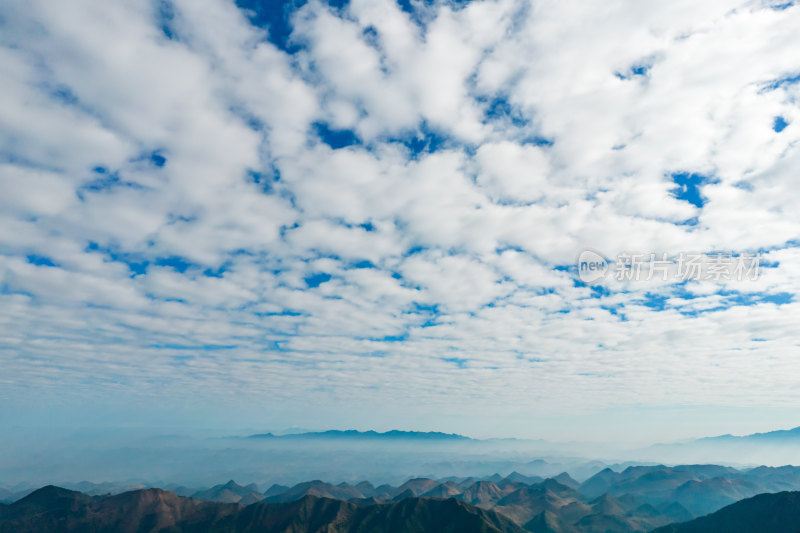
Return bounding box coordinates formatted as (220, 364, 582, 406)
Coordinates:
(1, 0, 800, 444)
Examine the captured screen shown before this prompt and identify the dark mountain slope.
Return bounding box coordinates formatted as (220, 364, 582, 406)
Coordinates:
(0, 486, 239, 533)
(349, 496, 525, 533)
(652, 490, 800, 533)
(0, 487, 526, 533)
(2, 485, 92, 514)
(220, 495, 356, 533)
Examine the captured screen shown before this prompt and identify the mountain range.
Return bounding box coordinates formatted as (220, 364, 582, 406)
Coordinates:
(6, 482, 800, 532)
(247, 429, 472, 440)
(247, 425, 800, 446)
(0, 486, 524, 533)
(7, 462, 800, 532)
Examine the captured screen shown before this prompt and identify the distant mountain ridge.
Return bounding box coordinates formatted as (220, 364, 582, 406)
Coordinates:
(247, 424, 800, 448)
(640, 425, 800, 466)
(247, 429, 472, 440)
(700, 425, 800, 442)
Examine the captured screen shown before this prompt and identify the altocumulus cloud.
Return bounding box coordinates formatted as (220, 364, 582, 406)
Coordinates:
(1, 0, 800, 436)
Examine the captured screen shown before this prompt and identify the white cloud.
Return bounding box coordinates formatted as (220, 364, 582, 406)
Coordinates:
(1, 0, 800, 440)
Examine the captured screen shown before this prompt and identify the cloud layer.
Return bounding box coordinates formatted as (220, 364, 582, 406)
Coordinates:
(2, 0, 800, 439)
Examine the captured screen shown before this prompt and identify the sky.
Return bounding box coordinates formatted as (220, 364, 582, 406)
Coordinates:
(1, 0, 800, 445)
